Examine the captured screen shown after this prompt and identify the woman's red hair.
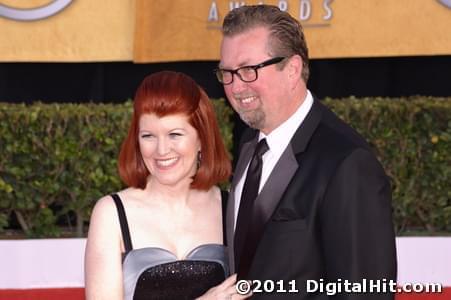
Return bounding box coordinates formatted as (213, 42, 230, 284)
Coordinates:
(118, 71, 231, 190)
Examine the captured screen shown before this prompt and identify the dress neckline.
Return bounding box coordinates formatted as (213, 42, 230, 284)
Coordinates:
(126, 243, 225, 261)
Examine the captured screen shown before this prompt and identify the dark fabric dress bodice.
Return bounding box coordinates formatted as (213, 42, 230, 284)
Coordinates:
(111, 193, 229, 300)
(123, 245, 227, 300)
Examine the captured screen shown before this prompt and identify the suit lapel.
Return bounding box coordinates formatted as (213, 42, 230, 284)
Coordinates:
(252, 145, 298, 229)
(231, 138, 258, 189)
(238, 98, 323, 277)
(290, 98, 323, 155)
(227, 135, 258, 274)
(238, 144, 299, 276)
(226, 192, 236, 274)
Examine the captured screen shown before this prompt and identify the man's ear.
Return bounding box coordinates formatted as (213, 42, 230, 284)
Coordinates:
(287, 54, 303, 80)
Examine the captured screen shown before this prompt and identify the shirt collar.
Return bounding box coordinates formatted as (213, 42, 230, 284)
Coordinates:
(259, 90, 314, 157)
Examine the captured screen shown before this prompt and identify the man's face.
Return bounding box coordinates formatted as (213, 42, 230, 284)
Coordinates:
(219, 26, 292, 134)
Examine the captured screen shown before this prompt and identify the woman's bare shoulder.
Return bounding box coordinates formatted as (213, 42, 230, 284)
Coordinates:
(91, 188, 137, 218)
(193, 186, 222, 210)
(208, 185, 222, 202)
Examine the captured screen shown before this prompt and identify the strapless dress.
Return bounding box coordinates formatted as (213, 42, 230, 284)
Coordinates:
(111, 193, 229, 300)
(123, 244, 228, 300)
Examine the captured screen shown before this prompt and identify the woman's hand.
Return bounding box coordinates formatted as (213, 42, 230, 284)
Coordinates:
(196, 274, 252, 300)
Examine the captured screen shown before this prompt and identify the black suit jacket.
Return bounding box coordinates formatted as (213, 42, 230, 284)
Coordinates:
(227, 99, 397, 299)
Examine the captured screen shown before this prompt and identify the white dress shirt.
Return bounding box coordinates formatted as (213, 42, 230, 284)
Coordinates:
(234, 90, 314, 227)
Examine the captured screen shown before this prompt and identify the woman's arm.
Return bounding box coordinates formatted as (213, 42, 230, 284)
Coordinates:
(85, 196, 124, 300)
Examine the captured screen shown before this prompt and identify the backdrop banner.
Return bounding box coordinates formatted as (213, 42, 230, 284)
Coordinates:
(134, 0, 451, 62)
(0, 0, 134, 62)
(1, 0, 451, 62)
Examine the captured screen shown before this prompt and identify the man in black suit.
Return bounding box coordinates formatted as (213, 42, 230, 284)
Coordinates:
(214, 5, 397, 299)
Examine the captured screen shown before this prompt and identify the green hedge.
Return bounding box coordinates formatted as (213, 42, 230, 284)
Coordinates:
(323, 97, 450, 235)
(0, 100, 233, 238)
(0, 97, 449, 237)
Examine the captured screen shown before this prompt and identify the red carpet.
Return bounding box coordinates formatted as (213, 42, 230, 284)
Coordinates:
(0, 288, 84, 300)
(0, 287, 449, 300)
(395, 287, 451, 300)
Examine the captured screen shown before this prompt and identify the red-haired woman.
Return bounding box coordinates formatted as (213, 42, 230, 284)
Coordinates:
(85, 71, 247, 300)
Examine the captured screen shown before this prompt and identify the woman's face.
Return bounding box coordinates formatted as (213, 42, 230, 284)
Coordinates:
(138, 113, 201, 188)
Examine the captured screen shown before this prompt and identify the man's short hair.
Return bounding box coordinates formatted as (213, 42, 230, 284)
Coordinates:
(223, 5, 310, 82)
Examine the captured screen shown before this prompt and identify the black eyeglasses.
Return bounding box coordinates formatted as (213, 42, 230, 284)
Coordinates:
(214, 57, 286, 85)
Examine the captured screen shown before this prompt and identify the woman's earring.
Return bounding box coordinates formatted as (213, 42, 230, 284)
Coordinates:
(197, 151, 202, 169)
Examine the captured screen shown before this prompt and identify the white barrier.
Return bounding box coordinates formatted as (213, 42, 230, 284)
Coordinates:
(0, 237, 450, 289)
(0, 238, 86, 289)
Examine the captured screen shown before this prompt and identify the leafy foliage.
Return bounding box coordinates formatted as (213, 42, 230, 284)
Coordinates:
(323, 97, 451, 234)
(0, 99, 233, 237)
(0, 97, 449, 237)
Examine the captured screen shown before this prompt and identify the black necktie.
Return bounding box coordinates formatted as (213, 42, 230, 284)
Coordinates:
(234, 138, 269, 277)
